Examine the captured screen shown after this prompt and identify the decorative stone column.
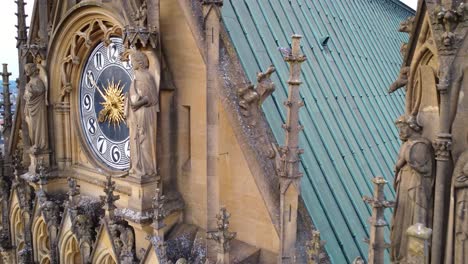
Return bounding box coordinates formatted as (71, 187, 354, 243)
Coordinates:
(277, 34, 307, 263)
(429, 4, 465, 262)
(363, 176, 394, 264)
(202, 0, 223, 261)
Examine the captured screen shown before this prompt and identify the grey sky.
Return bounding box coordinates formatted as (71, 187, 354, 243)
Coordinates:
(0, 0, 418, 79)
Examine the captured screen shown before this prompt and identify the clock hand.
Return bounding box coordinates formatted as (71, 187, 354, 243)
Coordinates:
(87, 74, 107, 100)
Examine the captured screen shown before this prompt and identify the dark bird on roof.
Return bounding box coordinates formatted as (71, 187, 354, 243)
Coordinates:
(278, 46, 292, 57)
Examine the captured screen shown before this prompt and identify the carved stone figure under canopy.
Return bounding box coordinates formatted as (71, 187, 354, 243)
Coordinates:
(124, 51, 159, 178)
(390, 115, 434, 263)
(446, 150, 468, 264)
(24, 63, 48, 153)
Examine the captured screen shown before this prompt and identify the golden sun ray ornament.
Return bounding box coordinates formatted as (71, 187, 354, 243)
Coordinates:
(98, 79, 126, 127)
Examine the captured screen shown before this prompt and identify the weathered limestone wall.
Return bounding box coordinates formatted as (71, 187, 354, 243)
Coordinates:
(160, 0, 279, 254)
(219, 106, 279, 254)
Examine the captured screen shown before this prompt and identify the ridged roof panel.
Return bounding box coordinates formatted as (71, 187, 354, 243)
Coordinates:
(221, 0, 414, 262)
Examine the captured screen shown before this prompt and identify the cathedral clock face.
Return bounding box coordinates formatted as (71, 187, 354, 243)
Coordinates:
(79, 38, 133, 170)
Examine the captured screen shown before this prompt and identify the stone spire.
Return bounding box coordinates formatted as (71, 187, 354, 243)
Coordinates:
(277, 34, 306, 263)
(207, 207, 236, 264)
(1, 64, 12, 150)
(100, 176, 120, 220)
(16, 0, 31, 160)
(15, 0, 28, 48)
(363, 176, 394, 264)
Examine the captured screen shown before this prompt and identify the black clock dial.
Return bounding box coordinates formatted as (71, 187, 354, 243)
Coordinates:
(79, 38, 133, 170)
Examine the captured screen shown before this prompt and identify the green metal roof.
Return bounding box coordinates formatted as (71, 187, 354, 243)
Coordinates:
(221, 0, 414, 262)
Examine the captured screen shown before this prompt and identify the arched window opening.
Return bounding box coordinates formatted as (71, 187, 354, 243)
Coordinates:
(61, 233, 82, 264)
(33, 217, 50, 263)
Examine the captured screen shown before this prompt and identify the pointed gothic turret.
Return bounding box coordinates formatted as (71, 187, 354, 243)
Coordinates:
(277, 34, 307, 263)
(15, 0, 31, 161)
(1, 64, 12, 152)
(15, 0, 28, 48)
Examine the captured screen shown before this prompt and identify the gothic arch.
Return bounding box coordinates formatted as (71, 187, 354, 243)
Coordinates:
(95, 251, 117, 264)
(60, 232, 82, 264)
(47, 3, 125, 170)
(10, 204, 25, 260)
(32, 216, 51, 263)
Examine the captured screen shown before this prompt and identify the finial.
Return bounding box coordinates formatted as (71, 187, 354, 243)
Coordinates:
(207, 207, 237, 254)
(100, 175, 120, 220)
(152, 186, 166, 230)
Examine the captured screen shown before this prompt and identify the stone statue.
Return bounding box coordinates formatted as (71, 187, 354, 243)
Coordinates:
(125, 51, 159, 178)
(446, 150, 468, 264)
(390, 115, 434, 263)
(24, 63, 48, 153)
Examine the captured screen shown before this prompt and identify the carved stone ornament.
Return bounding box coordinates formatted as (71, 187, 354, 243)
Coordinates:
(72, 214, 94, 245)
(24, 63, 48, 153)
(133, 0, 148, 28)
(67, 177, 80, 210)
(21, 43, 47, 63)
(152, 187, 166, 230)
(388, 66, 410, 94)
(432, 3, 466, 53)
(0, 250, 14, 264)
(109, 220, 136, 264)
(433, 133, 453, 161)
(40, 200, 61, 228)
(399, 16, 415, 34)
(124, 1, 158, 49)
(398, 16, 414, 58)
(390, 115, 434, 263)
(100, 176, 120, 219)
(207, 207, 237, 254)
(237, 66, 277, 159)
(123, 26, 159, 49)
(60, 19, 122, 101)
(125, 51, 159, 178)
